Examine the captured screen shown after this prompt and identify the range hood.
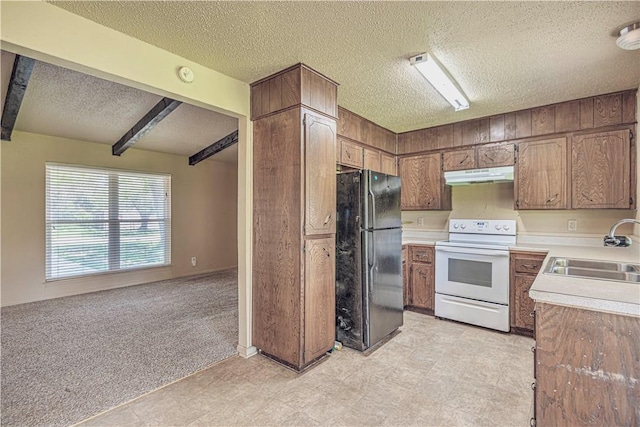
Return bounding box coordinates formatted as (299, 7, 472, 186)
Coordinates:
(444, 166, 514, 186)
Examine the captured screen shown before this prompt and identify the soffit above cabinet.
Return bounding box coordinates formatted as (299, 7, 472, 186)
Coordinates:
(48, 1, 640, 132)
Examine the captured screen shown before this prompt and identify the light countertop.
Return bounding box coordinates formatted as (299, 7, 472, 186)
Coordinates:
(527, 244, 640, 317)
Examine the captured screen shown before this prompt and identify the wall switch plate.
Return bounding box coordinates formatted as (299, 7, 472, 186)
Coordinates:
(417, 217, 424, 226)
(191, 256, 197, 267)
(567, 219, 577, 232)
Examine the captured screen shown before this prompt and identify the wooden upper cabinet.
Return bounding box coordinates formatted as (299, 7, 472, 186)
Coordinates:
(251, 64, 338, 120)
(399, 153, 448, 210)
(516, 138, 567, 210)
(443, 148, 475, 171)
(477, 143, 515, 168)
(571, 130, 631, 209)
(303, 236, 336, 364)
(380, 153, 397, 176)
(339, 138, 363, 168)
(363, 147, 381, 171)
(304, 112, 337, 235)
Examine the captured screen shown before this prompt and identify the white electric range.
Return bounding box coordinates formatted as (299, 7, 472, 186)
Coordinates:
(434, 219, 516, 332)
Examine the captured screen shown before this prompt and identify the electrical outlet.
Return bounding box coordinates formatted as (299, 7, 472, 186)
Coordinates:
(191, 256, 197, 267)
(417, 217, 424, 226)
(567, 219, 577, 232)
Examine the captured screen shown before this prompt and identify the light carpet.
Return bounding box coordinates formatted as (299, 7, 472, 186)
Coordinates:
(1, 269, 238, 427)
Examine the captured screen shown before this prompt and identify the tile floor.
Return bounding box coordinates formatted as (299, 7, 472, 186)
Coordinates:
(78, 312, 534, 427)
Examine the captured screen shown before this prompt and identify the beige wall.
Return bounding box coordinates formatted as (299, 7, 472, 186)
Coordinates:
(1, 1, 254, 355)
(1, 131, 238, 306)
(402, 182, 638, 238)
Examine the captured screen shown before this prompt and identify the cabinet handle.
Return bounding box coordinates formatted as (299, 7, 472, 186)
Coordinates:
(458, 154, 469, 164)
(531, 346, 535, 353)
(530, 418, 536, 427)
(483, 153, 495, 162)
(521, 263, 537, 269)
(530, 311, 535, 318)
(581, 192, 594, 202)
(546, 194, 559, 203)
(531, 381, 536, 390)
(426, 197, 435, 206)
(321, 247, 331, 258)
(323, 213, 332, 225)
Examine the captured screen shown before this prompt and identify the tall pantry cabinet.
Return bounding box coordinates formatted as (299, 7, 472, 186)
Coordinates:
(251, 64, 338, 370)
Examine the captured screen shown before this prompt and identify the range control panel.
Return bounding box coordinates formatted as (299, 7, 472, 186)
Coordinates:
(449, 219, 517, 236)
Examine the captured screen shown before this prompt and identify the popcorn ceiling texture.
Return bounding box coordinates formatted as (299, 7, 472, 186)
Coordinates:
(1, 55, 239, 160)
(49, 1, 640, 133)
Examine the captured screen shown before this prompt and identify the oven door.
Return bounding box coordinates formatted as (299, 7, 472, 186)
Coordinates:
(435, 246, 509, 305)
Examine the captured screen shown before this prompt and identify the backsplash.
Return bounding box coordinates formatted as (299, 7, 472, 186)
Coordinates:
(401, 182, 639, 238)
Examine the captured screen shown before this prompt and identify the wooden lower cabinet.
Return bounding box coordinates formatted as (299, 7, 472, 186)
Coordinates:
(303, 237, 336, 363)
(405, 244, 435, 313)
(510, 250, 546, 336)
(534, 303, 639, 426)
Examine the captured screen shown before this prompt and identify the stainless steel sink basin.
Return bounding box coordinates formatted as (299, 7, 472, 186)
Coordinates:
(544, 257, 640, 283)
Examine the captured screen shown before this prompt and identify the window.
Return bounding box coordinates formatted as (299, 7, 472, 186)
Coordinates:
(46, 164, 171, 280)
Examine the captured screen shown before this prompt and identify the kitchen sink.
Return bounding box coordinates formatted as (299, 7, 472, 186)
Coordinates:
(544, 257, 640, 283)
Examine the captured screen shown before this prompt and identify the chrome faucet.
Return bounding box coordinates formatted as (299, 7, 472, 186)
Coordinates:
(604, 219, 640, 247)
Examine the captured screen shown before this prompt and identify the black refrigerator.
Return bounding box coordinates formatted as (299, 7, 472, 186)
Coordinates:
(336, 170, 403, 351)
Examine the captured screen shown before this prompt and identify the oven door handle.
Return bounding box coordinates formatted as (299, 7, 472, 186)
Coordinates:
(436, 247, 509, 257)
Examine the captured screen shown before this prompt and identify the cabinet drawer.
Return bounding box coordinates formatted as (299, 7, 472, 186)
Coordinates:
(411, 246, 434, 263)
(514, 255, 545, 274)
(443, 148, 476, 171)
(340, 139, 363, 168)
(477, 143, 515, 168)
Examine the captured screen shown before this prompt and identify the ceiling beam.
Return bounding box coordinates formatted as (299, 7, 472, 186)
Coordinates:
(1, 55, 36, 141)
(112, 97, 182, 156)
(189, 130, 238, 166)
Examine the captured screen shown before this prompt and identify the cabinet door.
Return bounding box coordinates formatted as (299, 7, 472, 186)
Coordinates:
(516, 138, 567, 209)
(477, 143, 515, 168)
(363, 147, 381, 171)
(443, 148, 476, 171)
(305, 113, 337, 235)
(410, 262, 434, 310)
(304, 237, 336, 364)
(514, 275, 535, 331)
(339, 138, 363, 168)
(571, 130, 631, 209)
(380, 153, 397, 176)
(399, 153, 442, 210)
(402, 246, 409, 307)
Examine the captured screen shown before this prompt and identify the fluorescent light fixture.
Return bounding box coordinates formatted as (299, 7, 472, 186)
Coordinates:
(410, 53, 469, 111)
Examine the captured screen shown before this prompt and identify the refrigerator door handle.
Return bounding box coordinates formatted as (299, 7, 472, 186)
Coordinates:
(367, 188, 376, 230)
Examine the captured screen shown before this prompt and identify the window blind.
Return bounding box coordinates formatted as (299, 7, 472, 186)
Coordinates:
(46, 163, 171, 280)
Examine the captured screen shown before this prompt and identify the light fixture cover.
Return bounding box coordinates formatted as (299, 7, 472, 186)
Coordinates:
(616, 22, 640, 50)
(410, 53, 469, 111)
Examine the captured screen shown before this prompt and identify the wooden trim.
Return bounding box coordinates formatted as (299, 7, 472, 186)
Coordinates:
(188, 130, 238, 166)
(335, 134, 396, 156)
(112, 97, 181, 156)
(1, 55, 36, 141)
(337, 106, 396, 135)
(252, 102, 338, 122)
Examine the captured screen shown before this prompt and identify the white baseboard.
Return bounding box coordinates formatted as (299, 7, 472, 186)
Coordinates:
(237, 344, 257, 358)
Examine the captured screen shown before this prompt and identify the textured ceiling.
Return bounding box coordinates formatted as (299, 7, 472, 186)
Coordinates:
(49, 1, 640, 133)
(0, 52, 238, 163)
